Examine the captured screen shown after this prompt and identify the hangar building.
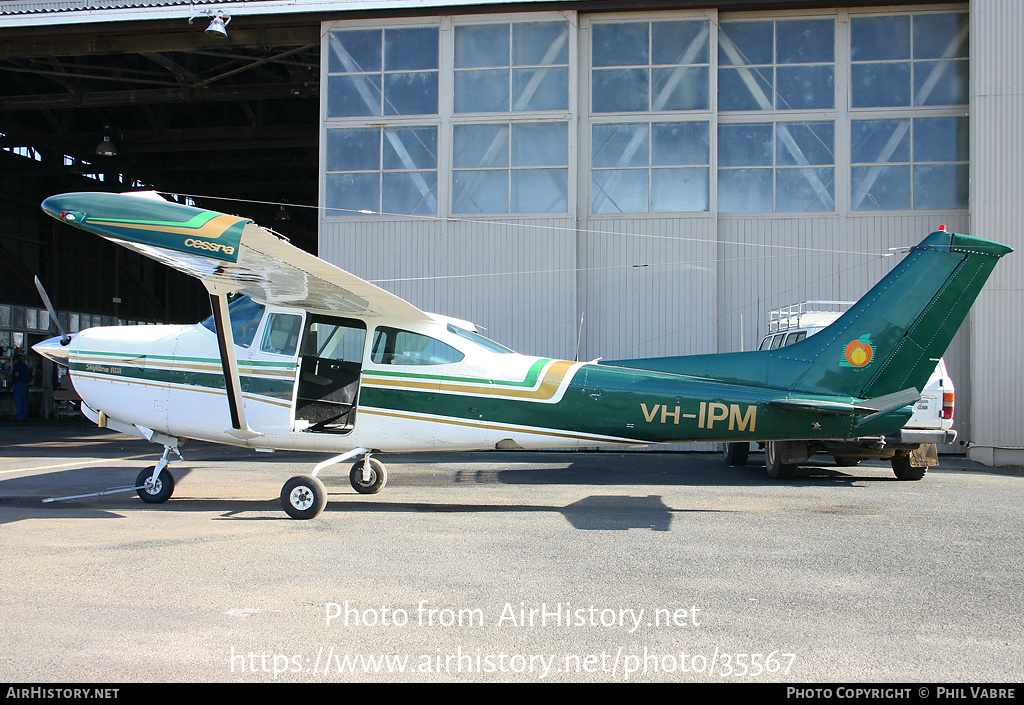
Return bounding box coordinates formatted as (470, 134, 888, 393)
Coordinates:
(1, 0, 1021, 465)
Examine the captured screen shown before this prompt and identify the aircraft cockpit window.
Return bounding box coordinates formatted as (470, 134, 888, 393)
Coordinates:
(261, 313, 303, 357)
(446, 324, 515, 354)
(200, 296, 266, 348)
(371, 327, 465, 366)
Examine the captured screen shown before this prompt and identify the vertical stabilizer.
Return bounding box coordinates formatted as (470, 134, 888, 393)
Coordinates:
(604, 230, 1011, 400)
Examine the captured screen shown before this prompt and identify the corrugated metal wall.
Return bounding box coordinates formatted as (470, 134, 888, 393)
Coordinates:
(318, 3, 1024, 458)
(968, 0, 1024, 463)
(321, 217, 579, 359)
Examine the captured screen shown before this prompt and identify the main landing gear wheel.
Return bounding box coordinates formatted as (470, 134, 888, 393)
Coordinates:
(723, 442, 750, 466)
(350, 457, 387, 494)
(765, 441, 798, 480)
(136, 466, 175, 504)
(891, 453, 927, 481)
(281, 475, 327, 519)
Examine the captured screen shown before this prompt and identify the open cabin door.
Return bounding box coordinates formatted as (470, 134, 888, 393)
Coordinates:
(294, 314, 367, 434)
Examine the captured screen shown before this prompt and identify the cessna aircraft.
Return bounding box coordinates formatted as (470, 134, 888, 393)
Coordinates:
(33, 191, 1010, 519)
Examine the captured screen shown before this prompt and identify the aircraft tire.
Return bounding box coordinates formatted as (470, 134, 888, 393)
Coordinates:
(891, 454, 927, 481)
(136, 467, 174, 504)
(281, 475, 327, 519)
(723, 443, 750, 466)
(764, 442, 798, 480)
(350, 458, 387, 494)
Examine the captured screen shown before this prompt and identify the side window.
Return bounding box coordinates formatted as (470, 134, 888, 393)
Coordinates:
(758, 335, 773, 350)
(770, 334, 786, 349)
(261, 313, 303, 357)
(784, 331, 806, 346)
(371, 327, 465, 365)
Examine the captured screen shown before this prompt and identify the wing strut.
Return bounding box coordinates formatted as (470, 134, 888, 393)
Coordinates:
(208, 289, 258, 439)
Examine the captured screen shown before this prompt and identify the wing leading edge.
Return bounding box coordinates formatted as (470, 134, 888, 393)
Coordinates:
(41, 191, 431, 322)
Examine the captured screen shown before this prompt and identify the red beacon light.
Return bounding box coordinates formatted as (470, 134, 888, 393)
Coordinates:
(938, 224, 947, 231)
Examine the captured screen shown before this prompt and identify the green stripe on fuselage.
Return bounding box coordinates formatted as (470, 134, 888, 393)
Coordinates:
(362, 363, 912, 444)
(70, 357, 296, 402)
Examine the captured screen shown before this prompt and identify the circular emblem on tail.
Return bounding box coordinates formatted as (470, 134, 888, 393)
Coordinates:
(843, 337, 874, 368)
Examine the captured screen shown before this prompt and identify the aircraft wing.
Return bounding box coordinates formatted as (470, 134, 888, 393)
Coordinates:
(40, 191, 431, 322)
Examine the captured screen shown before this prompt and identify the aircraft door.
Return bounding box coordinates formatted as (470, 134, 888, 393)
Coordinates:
(245, 309, 305, 434)
(294, 316, 367, 434)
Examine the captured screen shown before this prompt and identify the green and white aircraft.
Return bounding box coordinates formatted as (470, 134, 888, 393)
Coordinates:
(33, 191, 1011, 519)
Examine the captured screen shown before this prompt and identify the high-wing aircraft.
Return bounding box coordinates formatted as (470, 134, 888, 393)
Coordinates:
(33, 191, 1011, 519)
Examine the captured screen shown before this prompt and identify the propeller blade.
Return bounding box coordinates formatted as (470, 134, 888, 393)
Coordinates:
(33, 276, 72, 345)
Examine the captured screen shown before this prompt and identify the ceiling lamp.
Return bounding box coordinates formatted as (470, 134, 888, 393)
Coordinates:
(96, 128, 117, 157)
(204, 12, 231, 38)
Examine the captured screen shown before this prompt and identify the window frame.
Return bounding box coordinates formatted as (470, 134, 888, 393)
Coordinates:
(321, 7, 970, 222)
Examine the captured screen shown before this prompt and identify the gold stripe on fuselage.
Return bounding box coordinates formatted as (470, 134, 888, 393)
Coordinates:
(361, 360, 579, 402)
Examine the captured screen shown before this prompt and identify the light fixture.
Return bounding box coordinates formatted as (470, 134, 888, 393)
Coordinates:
(204, 11, 231, 38)
(96, 128, 117, 157)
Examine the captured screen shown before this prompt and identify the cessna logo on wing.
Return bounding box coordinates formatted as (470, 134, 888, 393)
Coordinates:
(184, 238, 236, 256)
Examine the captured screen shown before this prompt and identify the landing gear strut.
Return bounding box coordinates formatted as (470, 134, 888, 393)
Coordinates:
(350, 457, 387, 494)
(280, 447, 388, 519)
(136, 444, 182, 503)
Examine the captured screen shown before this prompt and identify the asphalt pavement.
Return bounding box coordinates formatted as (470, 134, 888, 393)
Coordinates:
(1, 419, 1022, 683)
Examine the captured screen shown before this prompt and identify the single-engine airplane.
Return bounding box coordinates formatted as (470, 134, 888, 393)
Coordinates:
(33, 191, 1010, 518)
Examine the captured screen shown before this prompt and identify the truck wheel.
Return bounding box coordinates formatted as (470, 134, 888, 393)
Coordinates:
(723, 443, 749, 466)
(765, 441, 797, 480)
(892, 454, 927, 481)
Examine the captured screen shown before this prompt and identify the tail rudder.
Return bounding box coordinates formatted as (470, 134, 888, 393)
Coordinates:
(785, 229, 1011, 398)
(602, 229, 1011, 400)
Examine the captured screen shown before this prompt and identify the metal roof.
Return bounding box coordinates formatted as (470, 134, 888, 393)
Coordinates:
(1, 0, 211, 14)
(0, 0, 540, 23)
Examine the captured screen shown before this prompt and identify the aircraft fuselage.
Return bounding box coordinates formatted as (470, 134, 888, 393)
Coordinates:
(39, 306, 909, 456)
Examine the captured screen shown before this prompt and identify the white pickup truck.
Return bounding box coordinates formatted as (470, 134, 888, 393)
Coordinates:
(723, 301, 956, 480)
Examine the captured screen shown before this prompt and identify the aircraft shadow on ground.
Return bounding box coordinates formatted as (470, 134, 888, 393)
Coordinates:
(0, 452, 892, 530)
(0, 492, 724, 531)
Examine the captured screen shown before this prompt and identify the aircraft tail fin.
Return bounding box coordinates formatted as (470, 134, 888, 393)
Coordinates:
(605, 230, 1011, 399)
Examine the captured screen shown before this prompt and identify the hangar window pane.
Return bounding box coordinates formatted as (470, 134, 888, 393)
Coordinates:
(326, 127, 438, 216)
(850, 12, 968, 108)
(719, 18, 835, 111)
(592, 19, 711, 113)
(326, 27, 439, 117)
(592, 121, 710, 213)
(455, 21, 570, 113)
(851, 116, 968, 211)
(453, 122, 568, 213)
(718, 122, 835, 213)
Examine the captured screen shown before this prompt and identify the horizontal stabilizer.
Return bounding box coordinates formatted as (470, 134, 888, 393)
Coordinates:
(768, 398, 861, 415)
(769, 388, 921, 420)
(853, 388, 922, 426)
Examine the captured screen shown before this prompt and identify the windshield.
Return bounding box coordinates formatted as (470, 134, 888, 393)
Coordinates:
(446, 324, 515, 354)
(200, 296, 266, 348)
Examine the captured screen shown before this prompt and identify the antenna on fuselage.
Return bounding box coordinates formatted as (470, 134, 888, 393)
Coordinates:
(575, 310, 585, 362)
